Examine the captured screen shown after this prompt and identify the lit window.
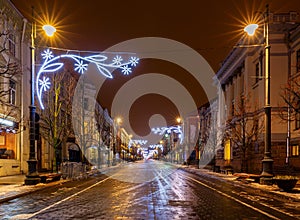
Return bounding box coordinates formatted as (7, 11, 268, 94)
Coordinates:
(224, 139, 231, 160)
(84, 121, 88, 134)
(291, 145, 299, 157)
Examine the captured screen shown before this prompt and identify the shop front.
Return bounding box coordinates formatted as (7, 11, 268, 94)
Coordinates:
(0, 117, 20, 176)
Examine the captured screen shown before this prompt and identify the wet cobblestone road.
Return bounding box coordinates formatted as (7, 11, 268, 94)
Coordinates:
(0, 160, 299, 219)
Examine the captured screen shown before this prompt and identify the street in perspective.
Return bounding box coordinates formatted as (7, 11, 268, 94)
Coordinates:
(0, 160, 299, 219)
(1, 0, 300, 219)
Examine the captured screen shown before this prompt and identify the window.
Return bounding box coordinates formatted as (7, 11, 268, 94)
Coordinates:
(254, 53, 263, 83)
(240, 74, 244, 94)
(224, 139, 231, 160)
(8, 33, 16, 57)
(0, 133, 16, 160)
(291, 145, 299, 157)
(297, 50, 300, 73)
(231, 99, 235, 116)
(9, 80, 16, 105)
(254, 141, 259, 154)
(84, 121, 88, 134)
(83, 97, 89, 110)
(255, 62, 260, 83)
(296, 111, 300, 130)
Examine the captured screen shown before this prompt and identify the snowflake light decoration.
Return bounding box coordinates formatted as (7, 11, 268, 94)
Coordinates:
(151, 125, 183, 144)
(112, 55, 123, 65)
(36, 49, 139, 109)
(149, 144, 163, 151)
(128, 139, 148, 148)
(74, 60, 88, 74)
(121, 65, 132, 75)
(39, 76, 51, 91)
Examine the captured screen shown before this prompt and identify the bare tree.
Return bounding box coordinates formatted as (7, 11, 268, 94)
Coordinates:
(200, 110, 220, 168)
(0, 29, 22, 131)
(71, 74, 97, 165)
(280, 76, 300, 120)
(94, 104, 112, 168)
(39, 68, 77, 171)
(226, 94, 264, 172)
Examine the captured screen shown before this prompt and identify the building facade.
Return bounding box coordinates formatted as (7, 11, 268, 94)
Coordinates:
(214, 11, 300, 174)
(0, 0, 32, 176)
(287, 24, 300, 168)
(0, 0, 131, 176)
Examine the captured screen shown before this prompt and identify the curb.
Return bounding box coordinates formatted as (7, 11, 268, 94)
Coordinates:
(0, 180, 69, 204)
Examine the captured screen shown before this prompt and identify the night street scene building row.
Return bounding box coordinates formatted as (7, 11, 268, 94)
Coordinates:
(0, 0, 300, 181)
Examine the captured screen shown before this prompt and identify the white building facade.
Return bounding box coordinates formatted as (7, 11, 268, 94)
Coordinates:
(0, 0, 32, 176)
(215, 11, 300, 174)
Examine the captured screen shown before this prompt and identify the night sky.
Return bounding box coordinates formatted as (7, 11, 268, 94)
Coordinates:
(10, 0, 300, 138)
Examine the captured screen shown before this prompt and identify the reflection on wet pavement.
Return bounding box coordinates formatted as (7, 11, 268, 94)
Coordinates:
(0, 160, 298, 219)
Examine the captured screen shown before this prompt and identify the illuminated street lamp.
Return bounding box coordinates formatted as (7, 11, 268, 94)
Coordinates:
(23, 10, 139, 184)
(116, 117, 122, 125)
(244, 24, 258, 36)
(176, 117, 182, 124)
(25, 16, 56, 185)
(42, 24, 56, 37)
(244, 4, 273, 184)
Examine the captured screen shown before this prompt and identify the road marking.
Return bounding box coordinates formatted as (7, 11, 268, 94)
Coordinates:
(179, 173, 283, 220)
(12, 176, 112, 219)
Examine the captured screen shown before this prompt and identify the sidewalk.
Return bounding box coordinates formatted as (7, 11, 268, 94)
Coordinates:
(0, 174, 70, 203)
(0, 162, 126, 204)
(180, 165, 300, 201)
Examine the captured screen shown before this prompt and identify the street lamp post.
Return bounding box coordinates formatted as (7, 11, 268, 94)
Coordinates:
(25, 14, 56, 185)
(244, 4, 273, 184)
(24, 18, 39, 185)
(260, 4, 274, 185)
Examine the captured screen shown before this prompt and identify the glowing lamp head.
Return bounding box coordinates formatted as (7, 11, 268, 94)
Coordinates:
(116, 117, 122, 125)
(244, 24, 259, 36)
(176, 117, 182, 124)
(42, 25, 56, 37)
